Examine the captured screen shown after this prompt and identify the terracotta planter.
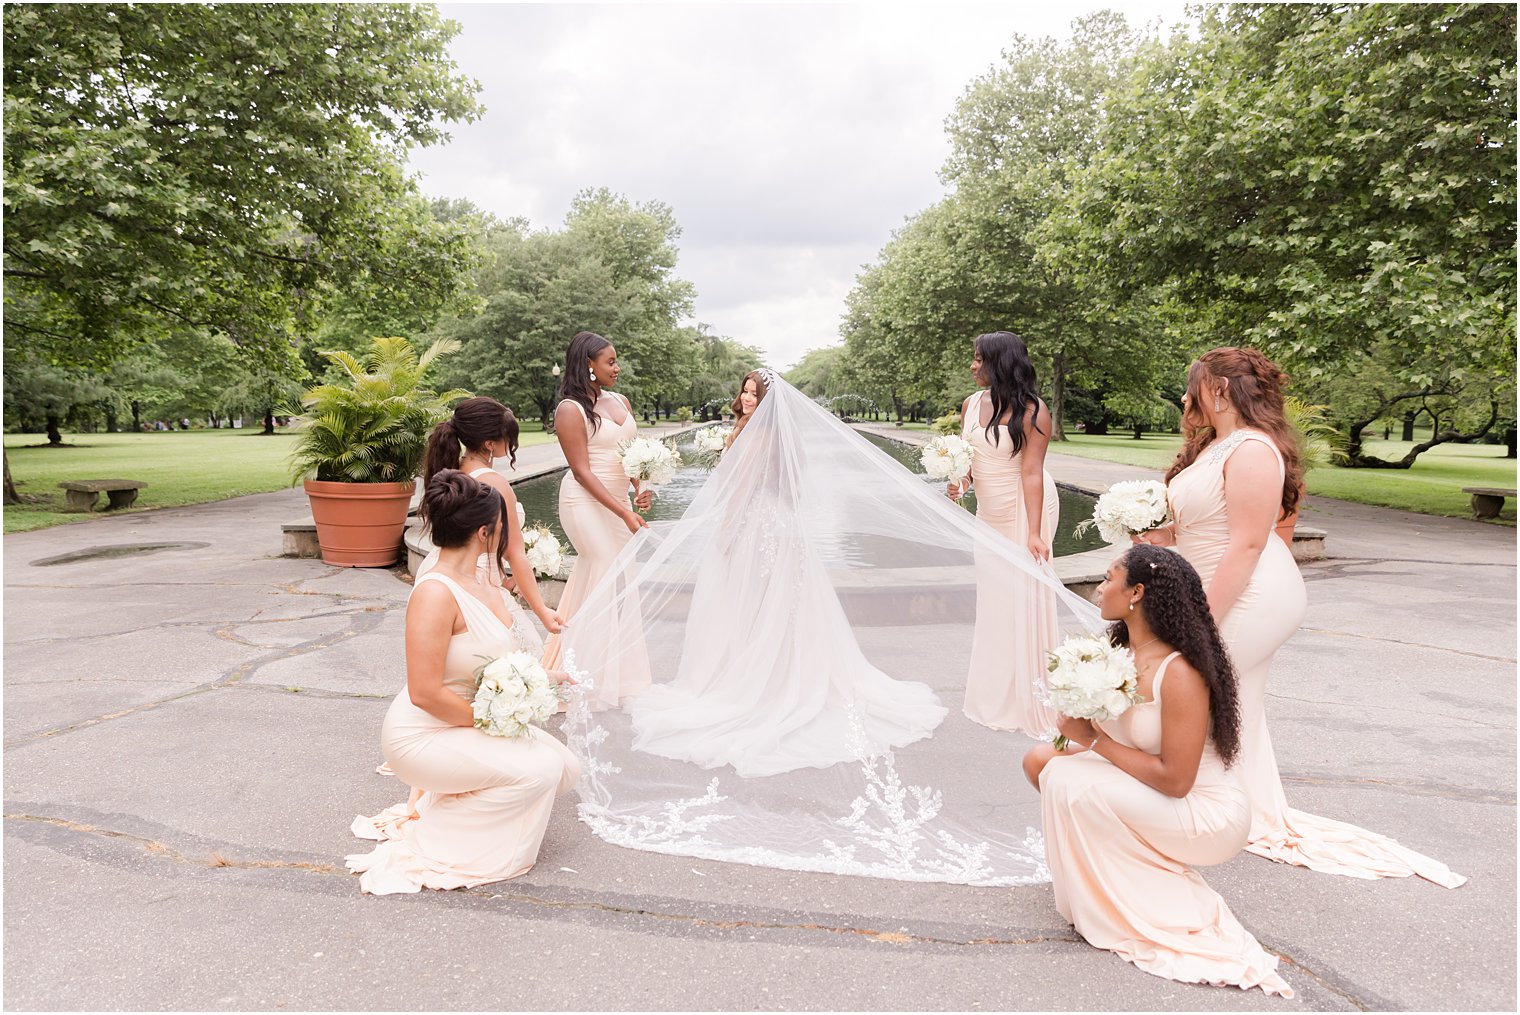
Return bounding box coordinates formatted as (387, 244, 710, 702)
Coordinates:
(1273, 509, 1297, 550)
(303, 479, 416, 567)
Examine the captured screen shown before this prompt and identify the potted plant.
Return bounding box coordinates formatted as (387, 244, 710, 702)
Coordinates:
(1276, 396, 1347, 546)
(288, 336, 468, 567)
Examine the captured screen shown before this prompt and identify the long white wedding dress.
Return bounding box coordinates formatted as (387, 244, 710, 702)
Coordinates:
(556, 372, 1104, 885)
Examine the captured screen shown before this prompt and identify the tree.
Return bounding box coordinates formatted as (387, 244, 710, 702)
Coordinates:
(2, 3, 481, 501)
(3, 2, 483, 370)
(3, 355, 110, 447)
(1086, 3, 1516, 466)
(438, 193, 700, 426)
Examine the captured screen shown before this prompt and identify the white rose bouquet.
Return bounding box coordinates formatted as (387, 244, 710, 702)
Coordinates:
(618, 436, 682, 490)
(520, 524, 565, 579)
(1042, 634, 1143, 751)
(689, 425, 732, 468)
(472, 651, 562, 738)
(1074, 479, 1171, 544)
(920, 435, 974, 486)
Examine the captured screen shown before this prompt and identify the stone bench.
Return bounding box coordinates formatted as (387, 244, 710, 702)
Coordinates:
(58, 479, 147, 513)
(1462, 487, 1515, 520)
(280, 521, 321, 558)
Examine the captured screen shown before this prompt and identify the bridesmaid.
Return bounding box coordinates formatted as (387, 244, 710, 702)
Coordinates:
(1137, 347, 1464, 887)
(418, 396, 565, 650)
(347, 471, 580, 894)
(725, 369, 767, 451)
(540, 331, 652, 701)
(1025, 545, 1292, 997)
(953, 331, 1061, 734)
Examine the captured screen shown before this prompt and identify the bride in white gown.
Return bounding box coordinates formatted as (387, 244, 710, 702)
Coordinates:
(627, 375, 947, 777)
(556, 369, 1104, 885)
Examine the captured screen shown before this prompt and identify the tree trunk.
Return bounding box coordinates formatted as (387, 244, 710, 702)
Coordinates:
(3, 451, 19, 505)
(131, 400, 143, 432)
(46, 414, 63, 446)
(1132, 422, 1144, 440)
(1353, 401, 1500, 469)
(1049, 352, 1068, 441)
(104, 404, 118, 433)
(1507, 428, 1517, 460)
(262, 406, 275, 435)
(1400, 410, 1415, 441)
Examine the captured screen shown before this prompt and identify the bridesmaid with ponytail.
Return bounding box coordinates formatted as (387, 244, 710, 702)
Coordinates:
(418, 396, 565, 648)
(541, 332, 652, 702)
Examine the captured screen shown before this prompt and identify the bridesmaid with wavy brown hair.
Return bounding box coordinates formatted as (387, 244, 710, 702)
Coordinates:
(1136, 346, 1464, 887)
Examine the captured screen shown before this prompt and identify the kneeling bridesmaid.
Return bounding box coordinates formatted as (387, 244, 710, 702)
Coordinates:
(347, 471, 580, 895)
(1025, 544, 1291, 997)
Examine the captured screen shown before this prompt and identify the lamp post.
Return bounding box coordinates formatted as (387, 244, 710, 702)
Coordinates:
(546, 363, 561, 435)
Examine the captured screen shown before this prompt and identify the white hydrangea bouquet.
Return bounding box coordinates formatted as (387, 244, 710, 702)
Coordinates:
(920, 435, 974, 490)
(1042, 634, 1143, 751)
(689, 424, 733, 468)
(1074, 479, 1171, 544)
(520, 524, 564, 579)
(472, 651, 562, 738)
(618, 436, 682, 490)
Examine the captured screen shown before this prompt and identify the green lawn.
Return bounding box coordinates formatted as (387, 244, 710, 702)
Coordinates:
(1053, 432, 1516, 524)
(3, 427, 556, 534)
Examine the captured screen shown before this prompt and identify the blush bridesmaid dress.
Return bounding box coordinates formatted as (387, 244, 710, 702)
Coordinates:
(1040, 652, 1293, 996)
(1168, 427, 1464, 887)
(347, 572, 580, 894)
(960, 390, 1061, 734)
(540, 394, 651, 705)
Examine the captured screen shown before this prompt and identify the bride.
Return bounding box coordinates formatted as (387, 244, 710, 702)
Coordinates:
(555, 369, 1104, 885)
(626, 370, 947, 777)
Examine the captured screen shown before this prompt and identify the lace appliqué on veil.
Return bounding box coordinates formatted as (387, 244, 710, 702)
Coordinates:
(561, 652, 1049, 888)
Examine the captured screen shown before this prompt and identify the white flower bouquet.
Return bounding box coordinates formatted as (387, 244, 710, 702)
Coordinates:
(920, 435, 974, 486)
(1042, 634, 1143, 751)
(521, 524, 565, 579)
(689, 425, 732, 468)
(472, 651, 562, 738)
(618, 436, 682, 489)
(1074, 479, 1171, 544)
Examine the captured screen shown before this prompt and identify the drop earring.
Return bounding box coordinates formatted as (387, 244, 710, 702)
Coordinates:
(1214, 397, 1223, 412)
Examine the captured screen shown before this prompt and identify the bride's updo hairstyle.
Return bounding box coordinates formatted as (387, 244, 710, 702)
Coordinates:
(1164, 346, 1303, 519)
(420, 469, 510, 578)
(974, 331, 1044, 457)
(1109, 544, 1242, 766)
(423, 396, 520, 483)
(729, 368, 770, 442)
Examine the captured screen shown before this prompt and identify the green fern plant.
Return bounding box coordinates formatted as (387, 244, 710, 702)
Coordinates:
(288, 336, 470, 484)
(1284, 396, 1348, 471)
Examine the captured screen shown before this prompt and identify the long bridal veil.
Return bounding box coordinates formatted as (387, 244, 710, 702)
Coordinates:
(557, 373, 1105, 885)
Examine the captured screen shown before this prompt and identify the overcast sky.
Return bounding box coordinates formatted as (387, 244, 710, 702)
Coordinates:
(407, 2, 1191, 370)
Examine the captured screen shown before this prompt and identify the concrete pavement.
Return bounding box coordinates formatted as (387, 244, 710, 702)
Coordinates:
(2, 441, 1514, 1011)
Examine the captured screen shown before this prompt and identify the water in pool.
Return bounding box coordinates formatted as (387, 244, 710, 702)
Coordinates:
(510, 427, 1105, 563)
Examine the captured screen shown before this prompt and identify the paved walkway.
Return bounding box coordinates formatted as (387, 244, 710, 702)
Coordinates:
(3, 436, 1514, 1010)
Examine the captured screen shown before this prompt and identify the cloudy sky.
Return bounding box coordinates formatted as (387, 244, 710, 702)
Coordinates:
(407, 2, 1190, 370)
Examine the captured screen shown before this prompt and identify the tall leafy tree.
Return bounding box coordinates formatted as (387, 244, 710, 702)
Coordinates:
(1086, 3, 1515, 465)
(3, 2, 482, 368)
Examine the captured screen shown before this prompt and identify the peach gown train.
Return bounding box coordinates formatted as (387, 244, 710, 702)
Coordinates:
(347, 572, 580, 894)
(1169, 427, 1464, 887)
(1040, 652, 1293, 996)
(961, 390, 1061, 733)
(540, 396, 651, 704)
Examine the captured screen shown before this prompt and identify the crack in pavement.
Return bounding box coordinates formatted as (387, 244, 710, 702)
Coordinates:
(1266, 689, 1515, 731)
(5, 810, 1383, 1007)
(1280, 772, 1513, 805)
(1297, 625, 1515, 664)
(2, 610, 390, 750)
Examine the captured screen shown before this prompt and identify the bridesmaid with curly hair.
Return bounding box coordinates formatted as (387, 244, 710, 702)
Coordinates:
(1026, 545, 1290, 996)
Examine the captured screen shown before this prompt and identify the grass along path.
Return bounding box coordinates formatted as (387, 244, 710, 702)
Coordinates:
(1052, 432, 1516, 524)
(3, 427, 557, 534)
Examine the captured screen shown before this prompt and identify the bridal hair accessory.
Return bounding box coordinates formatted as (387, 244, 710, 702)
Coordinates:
(757, 367, 778, 385)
